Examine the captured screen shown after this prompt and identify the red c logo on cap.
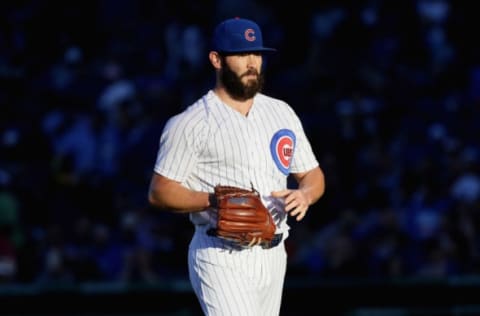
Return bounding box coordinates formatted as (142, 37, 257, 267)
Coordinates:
(245, 28, 256, 42)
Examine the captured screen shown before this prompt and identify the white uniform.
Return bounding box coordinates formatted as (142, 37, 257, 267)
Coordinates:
(153, 90, 319, 315)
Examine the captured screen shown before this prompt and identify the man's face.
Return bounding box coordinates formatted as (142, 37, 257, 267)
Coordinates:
(219, 53, 265, 101)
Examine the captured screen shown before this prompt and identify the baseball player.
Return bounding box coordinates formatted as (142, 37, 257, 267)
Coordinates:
(148, 17, 325, 316)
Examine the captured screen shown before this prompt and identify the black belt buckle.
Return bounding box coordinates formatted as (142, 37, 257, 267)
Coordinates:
(262, 233, 283, 249)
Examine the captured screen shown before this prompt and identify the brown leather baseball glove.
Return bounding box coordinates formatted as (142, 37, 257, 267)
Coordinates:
(211, 185, 276, 248)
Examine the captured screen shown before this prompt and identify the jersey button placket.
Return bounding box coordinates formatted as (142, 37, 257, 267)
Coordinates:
(246, 116, 259, 187)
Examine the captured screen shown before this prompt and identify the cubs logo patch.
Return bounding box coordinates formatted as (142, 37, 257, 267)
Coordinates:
(270, 129, 296, 175)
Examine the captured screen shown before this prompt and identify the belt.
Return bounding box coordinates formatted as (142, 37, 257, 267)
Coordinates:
(206, 228, 283, 249)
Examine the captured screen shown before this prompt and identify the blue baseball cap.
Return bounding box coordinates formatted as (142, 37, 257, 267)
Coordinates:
(212, 17, 276, 54)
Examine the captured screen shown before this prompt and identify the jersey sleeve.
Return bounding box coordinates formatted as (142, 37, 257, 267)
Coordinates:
(289, 109, 319, 174)
(153, 111, 206, 182)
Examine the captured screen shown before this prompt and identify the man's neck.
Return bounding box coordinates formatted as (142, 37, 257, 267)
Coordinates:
(213, 87, 254, 116)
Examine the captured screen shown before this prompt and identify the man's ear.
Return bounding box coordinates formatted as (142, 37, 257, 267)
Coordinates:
(209, 51, 222, 70)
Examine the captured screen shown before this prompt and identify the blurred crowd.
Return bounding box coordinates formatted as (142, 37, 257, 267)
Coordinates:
(1, 0, 480, 285)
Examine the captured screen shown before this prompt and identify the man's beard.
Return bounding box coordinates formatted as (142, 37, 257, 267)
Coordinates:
(220, 62, 265, 101)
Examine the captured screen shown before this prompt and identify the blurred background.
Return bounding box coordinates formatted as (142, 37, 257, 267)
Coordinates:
(1, 0, 480, 315)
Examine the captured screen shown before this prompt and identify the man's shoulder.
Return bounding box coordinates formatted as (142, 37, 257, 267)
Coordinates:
(255, 93, 293, 112)
(165, 91, 215, 127)
(183, 90, 217, 113)
(256, 93, 288, 105)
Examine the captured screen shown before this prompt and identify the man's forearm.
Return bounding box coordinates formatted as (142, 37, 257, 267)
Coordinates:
(297, 167, 325, 205)
(148, 174, 211, 213)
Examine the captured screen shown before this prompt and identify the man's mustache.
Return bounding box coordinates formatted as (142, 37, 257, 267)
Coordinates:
(242, 70, 259, 77)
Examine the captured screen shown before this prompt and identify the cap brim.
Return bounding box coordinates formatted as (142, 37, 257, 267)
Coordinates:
(218, 47, 277, 54)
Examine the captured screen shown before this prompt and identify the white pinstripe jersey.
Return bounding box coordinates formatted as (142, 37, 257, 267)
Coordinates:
(153, 90, 319, 235)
